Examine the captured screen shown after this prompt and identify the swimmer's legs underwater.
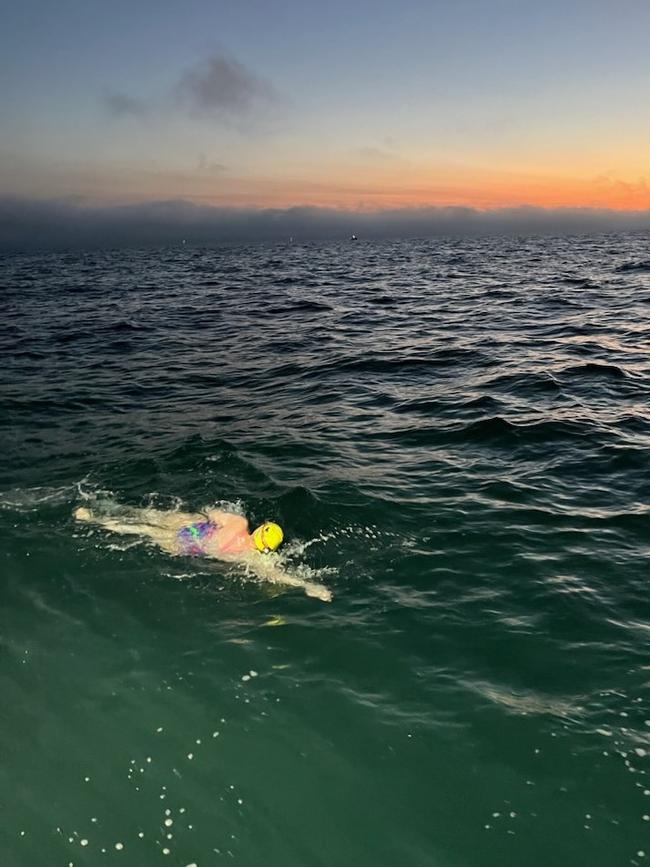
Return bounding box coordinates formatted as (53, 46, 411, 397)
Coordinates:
(74, 506, 181, 553)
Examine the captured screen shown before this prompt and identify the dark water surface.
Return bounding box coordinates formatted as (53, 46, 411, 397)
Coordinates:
(2, 235, 650, 866)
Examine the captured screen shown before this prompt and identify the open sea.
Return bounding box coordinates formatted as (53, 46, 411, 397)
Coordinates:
(2, 233, 650, 866)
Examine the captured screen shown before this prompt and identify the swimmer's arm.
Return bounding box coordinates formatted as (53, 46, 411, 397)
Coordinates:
(250, 557, 333, 602)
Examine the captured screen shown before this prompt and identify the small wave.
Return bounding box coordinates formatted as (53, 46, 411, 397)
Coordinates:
(288, 299, 332, 312)
(7, 349, 49, 361)
(394, 394, 503, 416)
(104, 320, 152, 333)
(450, 415, 596, 445)
(339, 347, 484, 374)
(366, 416, 585, 448)
(615, 260, 650, 273)
(367, 295, 398, 306)
(558, 362, 629, 379)
(560, 276, 602, 288)
(53, 320, 150, 344)
(481, 371, 562, 394)
(4, 394, 109, 413)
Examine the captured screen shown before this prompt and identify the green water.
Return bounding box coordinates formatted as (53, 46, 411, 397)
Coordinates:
(2, 237, 650, 865)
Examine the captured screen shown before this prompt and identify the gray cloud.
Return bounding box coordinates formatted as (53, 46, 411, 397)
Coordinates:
(2, 196, 650, 252)
(101, 54, 279, 123)
(102, 91, 150, 117)
(175, 55, 278, 118)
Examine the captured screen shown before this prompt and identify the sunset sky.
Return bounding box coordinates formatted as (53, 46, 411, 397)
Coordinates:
(3, 0, 650, 212)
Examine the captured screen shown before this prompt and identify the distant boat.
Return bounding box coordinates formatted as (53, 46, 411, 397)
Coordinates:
(350, 234, 358, 241)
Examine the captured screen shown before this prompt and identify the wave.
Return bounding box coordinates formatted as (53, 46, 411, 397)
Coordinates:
(481, 371, 562, 393)
(558, 362, 629, 379)
(287, 299, 332, 312)
(448, 415, 605, 447)
(559, 276, 602, 289)
(338, 347, 485, 374)
(53, 320, 152, 343)
(615, 260, 650, 273)
(3, 394, 111, 414)
(367, 295, 399, 306)
(365, 415, 603, 449)
(394, 394, 504, 416)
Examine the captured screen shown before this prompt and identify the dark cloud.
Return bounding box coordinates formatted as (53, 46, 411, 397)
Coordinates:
(100, 55, 278, 123)
(1, 196, 650, 252)
(102, 91, 149, 117)
(175, 55, 278, 118)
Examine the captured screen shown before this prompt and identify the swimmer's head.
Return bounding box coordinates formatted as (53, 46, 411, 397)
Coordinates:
(252, 522, 284, 553)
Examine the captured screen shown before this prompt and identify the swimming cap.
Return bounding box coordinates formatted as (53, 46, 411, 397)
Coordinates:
(253, 522, 284, 553)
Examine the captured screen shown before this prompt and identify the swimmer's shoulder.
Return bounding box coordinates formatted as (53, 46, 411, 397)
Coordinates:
(206, 509, 248, 530)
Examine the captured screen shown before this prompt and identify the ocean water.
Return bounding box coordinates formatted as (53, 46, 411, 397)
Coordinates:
(2, 234, 650, 866)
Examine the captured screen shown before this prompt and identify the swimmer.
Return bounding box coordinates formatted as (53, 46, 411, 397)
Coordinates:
(73, 504, 332, 602)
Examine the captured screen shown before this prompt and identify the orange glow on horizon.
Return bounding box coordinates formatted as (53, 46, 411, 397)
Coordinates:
(188, 171, 650, 212)
(168, 156, 650, 211)
(4, 151, 650, 212)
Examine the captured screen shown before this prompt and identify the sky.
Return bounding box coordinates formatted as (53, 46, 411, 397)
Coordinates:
(2, 0, 650, 244)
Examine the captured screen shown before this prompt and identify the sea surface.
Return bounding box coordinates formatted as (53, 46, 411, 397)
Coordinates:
(2, 234, 650, 866)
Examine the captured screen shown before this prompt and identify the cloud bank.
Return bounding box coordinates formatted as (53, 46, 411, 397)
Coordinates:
(1, 196, 650, 252)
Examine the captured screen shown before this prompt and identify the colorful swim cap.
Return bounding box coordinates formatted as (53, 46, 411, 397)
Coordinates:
(253, 522, 284, 553)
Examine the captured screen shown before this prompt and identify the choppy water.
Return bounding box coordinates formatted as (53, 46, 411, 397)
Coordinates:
(2, 234, 650, 866)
